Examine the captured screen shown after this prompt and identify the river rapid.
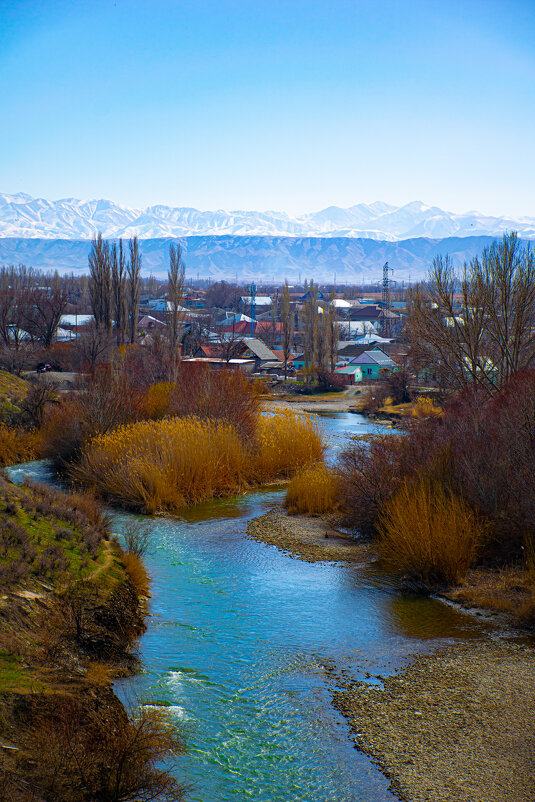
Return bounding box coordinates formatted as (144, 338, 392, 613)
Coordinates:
(7, 414, 495, 802)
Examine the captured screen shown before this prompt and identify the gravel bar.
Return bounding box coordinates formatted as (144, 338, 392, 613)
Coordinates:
(333, 638, 535, 802)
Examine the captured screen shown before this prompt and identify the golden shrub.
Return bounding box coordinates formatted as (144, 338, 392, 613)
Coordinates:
(285, 463, 340, 515)
(411, 396, 443, 418)
(0, 424, 40, 466)
(144, 382, 175, 419)
(123, 552, 151, 597)
(253, 410, 325, 481)
(377, 478, 484, 585)
(73, 411, 323, 513)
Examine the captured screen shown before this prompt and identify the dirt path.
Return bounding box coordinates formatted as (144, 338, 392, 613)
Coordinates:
(263, 387, 364, 414)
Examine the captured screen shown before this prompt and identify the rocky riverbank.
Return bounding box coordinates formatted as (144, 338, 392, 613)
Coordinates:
(333, 638, 535, 802)
(247, 506, 374, 563)
(248, 503, 535, 801)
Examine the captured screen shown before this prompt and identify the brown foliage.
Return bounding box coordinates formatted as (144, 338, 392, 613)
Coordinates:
(339, 369, 535, 568)
(169, 363, 262, 439)
(24, 696, 186, 802)
(285, 463, 340, 515)
(377, 478, 484, 586)
(123, 552, 151, 597)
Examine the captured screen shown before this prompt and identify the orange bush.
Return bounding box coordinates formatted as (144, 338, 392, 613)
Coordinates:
(0, 424, 41, 466)
(377, 478, 484, 585)
(285, 463, 339, 515)
(73, 411, 323, 513)
(123, 552, 151, 597)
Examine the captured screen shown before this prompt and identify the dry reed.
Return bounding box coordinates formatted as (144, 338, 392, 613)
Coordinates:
(411, 396, 443, 418)
(377, 478, 484, 585)
(123, 552, 151, 597)
(0, 424, 40, 466)
(253, 410, 325, 481)
(73, 411, 323, 513)
(284, 463, 340, 515)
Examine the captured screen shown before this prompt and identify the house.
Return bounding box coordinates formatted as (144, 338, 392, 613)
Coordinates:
(338, 320, 379, 338)
(138, 315, 167, 331)
(241, 337, 278, 368)
(59, 314, 95, 334)
(239, 296, 272, 311)
(181, 357, 256, 374)
(348, 348, 398, 378)
(334, 365, 363, 384)
(218, 319, 283, 340)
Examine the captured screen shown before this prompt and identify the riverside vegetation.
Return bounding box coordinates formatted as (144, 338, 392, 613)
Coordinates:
(0, 475, 186, 802)
(282, 369, 535, 626)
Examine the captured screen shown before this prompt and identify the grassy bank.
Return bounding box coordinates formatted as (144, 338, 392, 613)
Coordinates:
(0, 474, 185, 802)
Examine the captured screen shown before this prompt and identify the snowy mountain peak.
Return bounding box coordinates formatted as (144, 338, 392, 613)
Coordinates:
(0, 193, 533, 241)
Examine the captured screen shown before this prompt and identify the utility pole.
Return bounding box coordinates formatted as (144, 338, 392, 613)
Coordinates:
(381, 262, 395, 338)
(249, 281, 256, 336)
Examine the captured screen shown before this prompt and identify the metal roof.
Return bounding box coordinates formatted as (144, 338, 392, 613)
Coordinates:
(242, 337, 277, 361)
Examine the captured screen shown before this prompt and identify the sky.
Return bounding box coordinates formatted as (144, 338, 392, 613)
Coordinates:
(1, 0, 535, 217)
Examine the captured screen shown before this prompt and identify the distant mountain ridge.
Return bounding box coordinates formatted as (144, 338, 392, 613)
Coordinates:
(1, 193, 534, 241)
(1, 235, 527, 282)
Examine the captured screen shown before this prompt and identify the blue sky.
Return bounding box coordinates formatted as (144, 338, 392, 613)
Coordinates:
(1, 0, 535, 216)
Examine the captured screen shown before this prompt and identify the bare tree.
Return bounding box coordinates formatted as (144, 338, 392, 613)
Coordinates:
(299, 279, 320, 368)
(214, 324, 245, 363)
(168, 243, 186, 380)
(0, 265, 33, 348)
(127, 237, 141, 344)
(280, 280, 292, 379)
(88, 234, 112, 331)
(74, 321, 114, 372)
(326, 288, 339, 372)
(407, 233, 535, 393)
(23, 273, 68, 346)
(112, 240, 128, 345)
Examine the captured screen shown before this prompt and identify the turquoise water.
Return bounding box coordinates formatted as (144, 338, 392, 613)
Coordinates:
(7, 414, 493, 802)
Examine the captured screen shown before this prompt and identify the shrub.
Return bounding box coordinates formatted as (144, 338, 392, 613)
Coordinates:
(411, 396, 443, 418)
(73, 411, 324, 513)
(253, 410, 325, 481)
(27, 697, 186, 802)
(169, 364, 262, 439)
(123, 519, 151, 558)
(123, 552, 151, 597)
(144, 381, 175, 418)
(74, 416, 248, 512)
(285, 463, 340, 515)
(377, 478, 484, 585)
(316, 370, 348, 393)
(338, 434, 412, 537)
(0, 424, 40, 466)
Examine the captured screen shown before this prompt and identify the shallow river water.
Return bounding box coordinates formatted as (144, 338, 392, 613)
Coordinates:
(7, 414, 495, 802)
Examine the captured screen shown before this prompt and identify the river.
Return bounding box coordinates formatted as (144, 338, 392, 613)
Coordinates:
(6, 413, 494, 802)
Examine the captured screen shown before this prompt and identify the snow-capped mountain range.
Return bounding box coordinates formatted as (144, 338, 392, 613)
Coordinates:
(1, 193, 533, 241)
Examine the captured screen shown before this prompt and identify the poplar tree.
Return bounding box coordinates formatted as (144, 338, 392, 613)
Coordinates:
(127, 236, 141, 344)
(168, 243, 186, 380)
(326, 288, 339, 372)
(88, 233, 112, 331)
(111, 239, 128, 345)
(280, 280, 292, 379)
